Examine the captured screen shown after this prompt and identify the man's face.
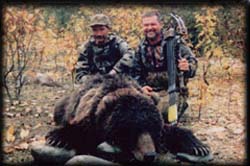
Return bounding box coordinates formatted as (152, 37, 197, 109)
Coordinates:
(142, 15, 162, 40)
(91, 25, 110, 45)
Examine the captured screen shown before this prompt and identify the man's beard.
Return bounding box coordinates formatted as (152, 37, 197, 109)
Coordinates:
(146, 30, 160, 41)
(94, 35, 107, 45)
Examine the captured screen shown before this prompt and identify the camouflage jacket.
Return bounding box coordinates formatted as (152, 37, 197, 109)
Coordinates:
(132, 32, 198, 90)
(75, 33, 134, 83)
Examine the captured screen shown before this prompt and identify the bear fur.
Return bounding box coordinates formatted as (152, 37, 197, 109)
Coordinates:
(43, 74, 211, 164)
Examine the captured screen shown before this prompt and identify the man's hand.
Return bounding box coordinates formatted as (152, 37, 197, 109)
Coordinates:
(109, 69, 117, 75)
(79, 76, 89, 84)
(178, 58, 189, 71)
(142, 85, 153, 96)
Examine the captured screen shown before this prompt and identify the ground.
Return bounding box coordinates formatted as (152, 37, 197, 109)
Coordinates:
(2, 59, 246, 165)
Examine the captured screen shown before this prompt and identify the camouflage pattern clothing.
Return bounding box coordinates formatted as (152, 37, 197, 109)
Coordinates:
(132, 32, 197, 90)
(75, 33, 134, 83)
(131, 31, 198, 121)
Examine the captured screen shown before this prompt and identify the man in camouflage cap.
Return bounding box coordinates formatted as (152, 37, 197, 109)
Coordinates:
(75, 14, 134, 84)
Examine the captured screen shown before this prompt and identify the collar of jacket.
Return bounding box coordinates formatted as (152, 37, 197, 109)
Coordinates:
(142, 31, 164, 47)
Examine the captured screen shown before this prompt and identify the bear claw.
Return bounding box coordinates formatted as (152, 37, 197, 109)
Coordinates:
(176, 151, 213, 163)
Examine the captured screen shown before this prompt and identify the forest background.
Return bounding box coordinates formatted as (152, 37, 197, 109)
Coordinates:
(1, 3, 247, 165)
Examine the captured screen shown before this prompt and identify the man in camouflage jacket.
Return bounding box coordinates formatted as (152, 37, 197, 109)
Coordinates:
(131, 11, 198, 120)
(75, 14, 134, 84)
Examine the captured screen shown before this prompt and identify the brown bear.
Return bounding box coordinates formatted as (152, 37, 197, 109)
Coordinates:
(31, 74, 212, 165)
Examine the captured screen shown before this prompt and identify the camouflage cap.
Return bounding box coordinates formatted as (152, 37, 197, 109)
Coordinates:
(89, 14, 111, 28)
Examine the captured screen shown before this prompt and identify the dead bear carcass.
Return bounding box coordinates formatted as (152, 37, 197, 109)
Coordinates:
(31, 74, 212, 165)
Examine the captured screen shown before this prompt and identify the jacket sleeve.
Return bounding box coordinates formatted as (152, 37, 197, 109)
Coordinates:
(75, 42, 91, 84)
(179, 43, 198, 78)
(130, 46, 147, 86)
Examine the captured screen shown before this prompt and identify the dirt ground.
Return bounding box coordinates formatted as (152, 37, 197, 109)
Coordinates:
(2, 61, 247, 165)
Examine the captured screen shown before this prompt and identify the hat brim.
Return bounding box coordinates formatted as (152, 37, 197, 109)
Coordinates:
(89, 23, 110, 28)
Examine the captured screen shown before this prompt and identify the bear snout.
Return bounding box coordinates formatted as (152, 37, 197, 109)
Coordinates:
(144, 152, 157, 162)
(132, 132, 156, 162)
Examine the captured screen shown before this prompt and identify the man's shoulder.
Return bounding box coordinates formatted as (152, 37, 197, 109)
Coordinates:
(162, 28, 188, 45)
(77, 39, 93, 54)
(138, 38, 147, 48)
(163, 28, 175, 39)
(109, 33, 131, 51)
(109, 33, 125, 44)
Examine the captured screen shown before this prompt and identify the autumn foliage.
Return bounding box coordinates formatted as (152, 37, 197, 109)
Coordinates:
(2, 4, 245, 108)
